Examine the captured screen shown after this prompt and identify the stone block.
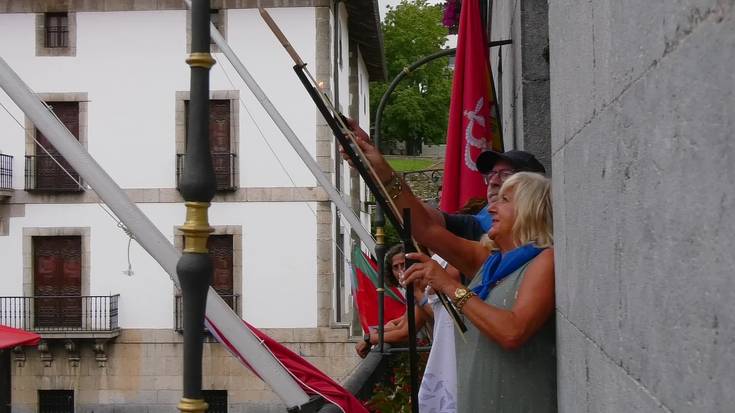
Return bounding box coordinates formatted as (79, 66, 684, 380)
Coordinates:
(553, 6, 735, 411)
(155, 389, 181, 404)
(520, 0, 550, 82)
(153, 375, 180, 391)
(548, 0, 595, 151)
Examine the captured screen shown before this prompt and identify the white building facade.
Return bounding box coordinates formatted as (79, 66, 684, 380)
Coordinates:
(0, 1, 384, 412)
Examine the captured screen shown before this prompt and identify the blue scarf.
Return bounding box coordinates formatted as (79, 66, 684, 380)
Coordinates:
(472, 244, 544, 300)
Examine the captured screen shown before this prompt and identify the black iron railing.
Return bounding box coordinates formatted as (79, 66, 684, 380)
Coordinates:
(175, 294, 239, 332)
(176, 153, 237, 192)
(401, 168, 443, 202)
(0, 154, 12, 190)
(0, 295, 119, 332)
(25, 155, 84, 192)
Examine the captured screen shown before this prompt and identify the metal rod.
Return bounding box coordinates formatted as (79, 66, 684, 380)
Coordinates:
(376, 225, 386, 353)
(401, 208, 419, 413)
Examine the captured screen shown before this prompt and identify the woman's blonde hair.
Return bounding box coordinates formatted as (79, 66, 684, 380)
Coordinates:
(484, 172, 553, 249)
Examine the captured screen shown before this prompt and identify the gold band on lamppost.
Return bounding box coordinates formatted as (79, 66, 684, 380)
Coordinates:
(375, 226, 385, 245)
(177, 398, 209, 413)
(180, 201, 214, 253)
(186, 52, 216, 69)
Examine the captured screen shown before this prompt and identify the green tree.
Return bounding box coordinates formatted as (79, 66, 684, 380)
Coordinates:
(371, 0, 452, 155)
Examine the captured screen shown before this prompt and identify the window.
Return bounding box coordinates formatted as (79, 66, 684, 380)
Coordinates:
(179, 100, 236, 191)
(44, 13, 68, 48)
(38, 390, 74, 413)
(209, 235, 234, 307)
(202, 390, 227, 413)
(210, 9, 223, 45)
(36, 13, 76, 56)
(187, 9, 226, 53)
(28, 102, 83, 192)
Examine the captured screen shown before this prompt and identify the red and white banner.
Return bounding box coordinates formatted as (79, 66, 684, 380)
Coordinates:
(440, 0, 502, 213)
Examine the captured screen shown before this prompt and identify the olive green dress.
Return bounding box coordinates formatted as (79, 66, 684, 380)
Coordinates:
(455, 262, 557, 412)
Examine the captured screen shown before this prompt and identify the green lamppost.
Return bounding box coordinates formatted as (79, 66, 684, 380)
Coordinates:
(177, 0, 216, 412)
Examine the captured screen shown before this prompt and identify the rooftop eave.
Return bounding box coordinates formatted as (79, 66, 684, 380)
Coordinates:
(345, 0, 387, 81)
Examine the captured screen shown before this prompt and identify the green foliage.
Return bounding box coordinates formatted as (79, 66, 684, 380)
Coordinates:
(371, 0, 452, 155)
(386, 157, 438, 172)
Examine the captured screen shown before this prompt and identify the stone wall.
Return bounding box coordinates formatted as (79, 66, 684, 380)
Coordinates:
(549, 1, 734, 411)
(10, 328, 361, 413)
(490, 0, 551, 172)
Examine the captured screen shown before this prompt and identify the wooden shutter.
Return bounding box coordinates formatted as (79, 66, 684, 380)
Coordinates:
(184, 100, 233, 190)
(33, 236, 82, 328)
(208, 235, 234, 308)
(35, 102, 80, 190)
(209, 100, 232, 189)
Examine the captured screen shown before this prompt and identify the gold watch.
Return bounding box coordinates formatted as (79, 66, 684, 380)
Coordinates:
(454, 287, 470, 303)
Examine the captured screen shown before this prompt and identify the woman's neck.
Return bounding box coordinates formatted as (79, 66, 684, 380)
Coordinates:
(494, 235, 518, 254)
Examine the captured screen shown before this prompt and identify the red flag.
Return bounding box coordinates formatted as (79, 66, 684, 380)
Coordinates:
(207, 319, 369, 413)
(351, 247, 406, 334)
(0, 324, 41, 350)
(440, 0, 502, 213)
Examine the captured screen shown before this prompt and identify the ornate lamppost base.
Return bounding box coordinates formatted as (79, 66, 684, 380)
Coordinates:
(177, 397, 209, 413)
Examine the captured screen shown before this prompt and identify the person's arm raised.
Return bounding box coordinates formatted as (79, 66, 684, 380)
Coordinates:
(342, 119, 446, 228)
(344, 130, 487, 275)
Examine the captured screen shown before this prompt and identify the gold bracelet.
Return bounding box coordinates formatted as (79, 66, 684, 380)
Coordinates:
(455, 291, 477, 314)
(383, 171, 403, 200)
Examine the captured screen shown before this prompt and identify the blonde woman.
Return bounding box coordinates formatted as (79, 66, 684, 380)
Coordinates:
(400, 172, 556, 412)
(343, 125, 556, 411)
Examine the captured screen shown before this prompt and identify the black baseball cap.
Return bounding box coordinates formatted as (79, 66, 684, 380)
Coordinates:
(476, 150, 546, 175)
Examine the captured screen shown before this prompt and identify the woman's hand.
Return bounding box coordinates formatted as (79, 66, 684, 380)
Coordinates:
(401, 252, 463, 296)
(341, 118, 394, 183)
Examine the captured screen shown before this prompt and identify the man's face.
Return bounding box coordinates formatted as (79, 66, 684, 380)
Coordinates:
(391, 253, 405, 280)
(484, 161, 516, 205)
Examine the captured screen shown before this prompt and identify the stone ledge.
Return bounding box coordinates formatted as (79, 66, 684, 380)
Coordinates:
(0, 0, 331, 13)
(8, 187, 328, 204)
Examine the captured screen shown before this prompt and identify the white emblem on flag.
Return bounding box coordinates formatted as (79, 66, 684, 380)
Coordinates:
(464, 97, 489, 171)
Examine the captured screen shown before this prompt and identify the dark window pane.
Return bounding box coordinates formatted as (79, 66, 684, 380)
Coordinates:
(44, 13, 69, 48)
(39, 390, 74, 413)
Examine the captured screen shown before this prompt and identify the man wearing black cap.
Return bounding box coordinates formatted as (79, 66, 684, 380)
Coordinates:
(445, 149, 547, 241)
(342, 119, 546, 240)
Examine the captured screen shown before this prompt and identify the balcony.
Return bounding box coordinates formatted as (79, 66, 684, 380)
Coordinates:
(175, 294, 239, 332)
(176, 153, 237, 192)
(0, 295, 120, 339)
(0, 154, 12, 199)
(25, 155, 85, 192)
